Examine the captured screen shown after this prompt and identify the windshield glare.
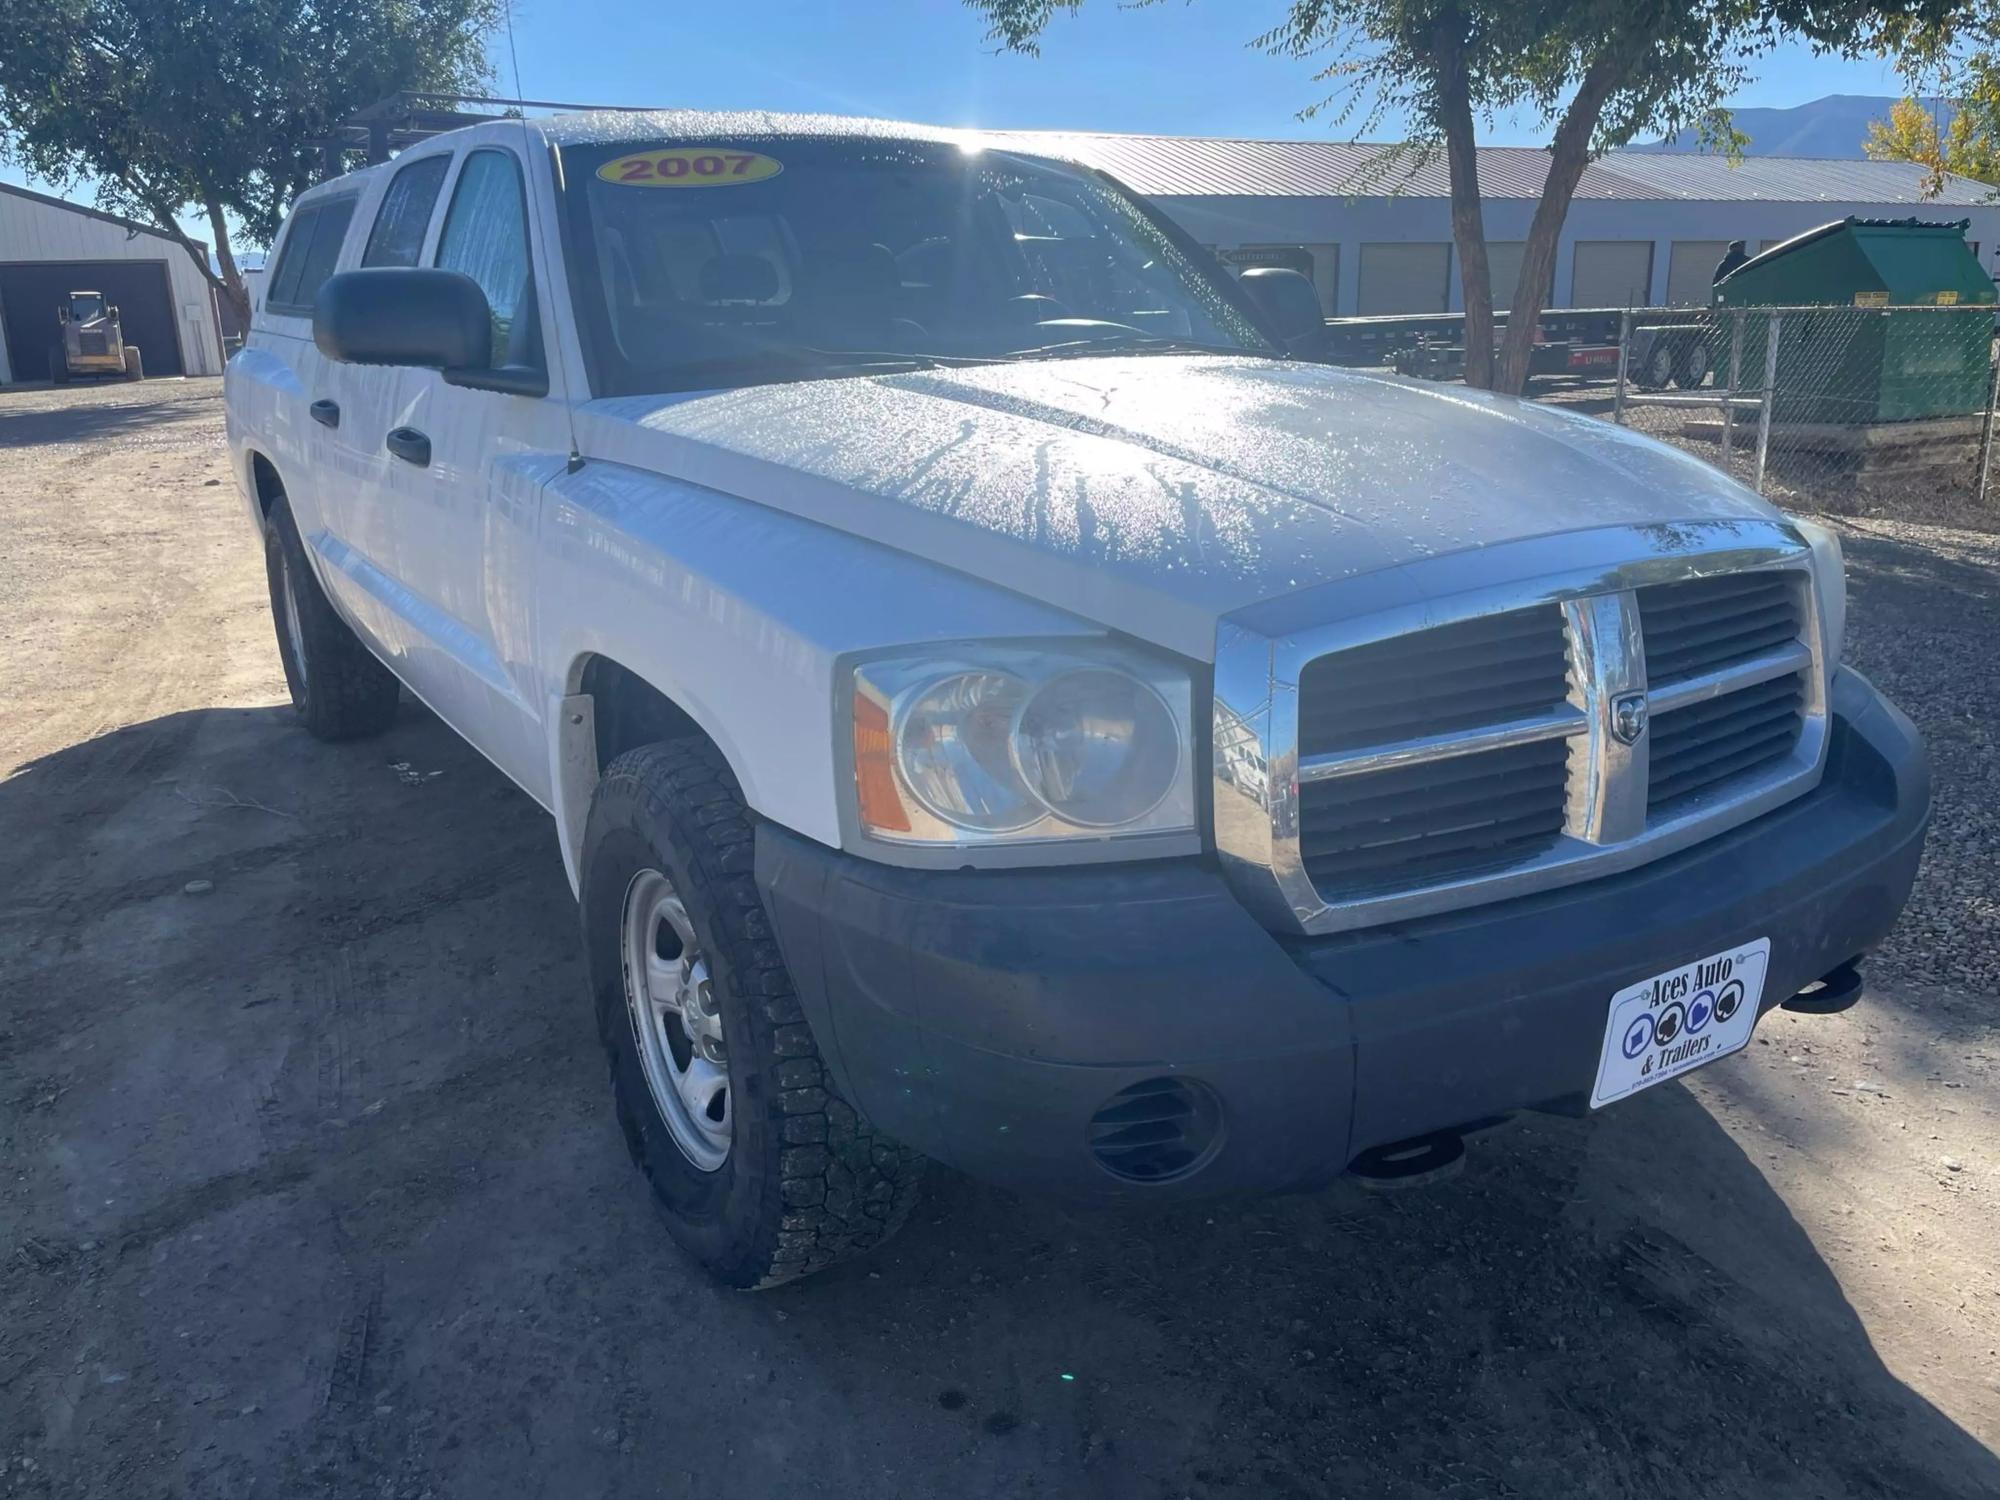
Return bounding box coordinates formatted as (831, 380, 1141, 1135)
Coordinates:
(561, 139, 1277, 395)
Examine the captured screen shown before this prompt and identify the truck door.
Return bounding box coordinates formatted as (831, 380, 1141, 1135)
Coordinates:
(308, 152, 458, 694)
(370, 144, 567, 803)
(250, 191, 359, 580)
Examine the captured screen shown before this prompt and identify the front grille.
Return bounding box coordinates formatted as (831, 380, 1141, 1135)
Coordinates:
(1638, 572, 1799, 686)
(1295, 604, 1572, 897)
(1299, 739, 1569, 897)
(1649, 672, 1805, 813)
(78, 332, 109, 356)
(1297, 606, 1569, 755)
(1270, 561, 1819, 923)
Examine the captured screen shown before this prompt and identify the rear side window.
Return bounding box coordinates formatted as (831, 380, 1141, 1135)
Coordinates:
(264, 197, 357, 316)
(264, 209, 317, 309)
(362, 155, 450, 268)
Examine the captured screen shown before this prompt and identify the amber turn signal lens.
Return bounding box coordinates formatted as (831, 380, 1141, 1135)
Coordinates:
(852, 690, 911, 832)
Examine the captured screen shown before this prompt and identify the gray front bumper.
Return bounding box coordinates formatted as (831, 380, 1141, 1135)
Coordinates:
(757, 668, 1929, 1200)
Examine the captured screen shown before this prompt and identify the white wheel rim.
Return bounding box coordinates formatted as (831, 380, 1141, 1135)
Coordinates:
(620, 868, 731, 1172)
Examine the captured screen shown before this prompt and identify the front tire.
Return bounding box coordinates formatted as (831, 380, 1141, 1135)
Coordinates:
(581, 738, 923, 1288)
(49, 345, 70, 385)
(262, 494, 401, 740)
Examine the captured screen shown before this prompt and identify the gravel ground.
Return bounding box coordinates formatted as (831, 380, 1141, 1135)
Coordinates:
(1830, 512, 2000, 992)
(3, 379, 1998, 1499)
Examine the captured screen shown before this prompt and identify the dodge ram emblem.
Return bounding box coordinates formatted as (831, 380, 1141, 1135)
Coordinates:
(1611, 692, 1649, 746)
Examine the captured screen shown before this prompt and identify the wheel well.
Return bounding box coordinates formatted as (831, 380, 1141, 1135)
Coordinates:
(555, 655, 712, 890)
(249, 452, 284, 521)
(577, 655, 704, 774)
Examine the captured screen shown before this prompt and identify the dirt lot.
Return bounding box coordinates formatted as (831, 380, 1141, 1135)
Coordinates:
(3, 378, 1998, 1499)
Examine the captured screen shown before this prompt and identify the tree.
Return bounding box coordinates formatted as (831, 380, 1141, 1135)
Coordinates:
(1865, 96, 2000, 187)
(1864, 2, 2000, 192)
(972, 0, 1967, 393)
(0, 0, 500, 329)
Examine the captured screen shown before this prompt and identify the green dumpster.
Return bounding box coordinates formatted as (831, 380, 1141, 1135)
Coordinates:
(1714, 217, 1996, 424)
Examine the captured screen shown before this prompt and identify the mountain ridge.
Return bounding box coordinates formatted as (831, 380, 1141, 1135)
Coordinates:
(1626, 93, 1946, 160)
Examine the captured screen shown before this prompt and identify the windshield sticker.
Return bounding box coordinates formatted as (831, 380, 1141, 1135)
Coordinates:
(597, 149, 783, 187)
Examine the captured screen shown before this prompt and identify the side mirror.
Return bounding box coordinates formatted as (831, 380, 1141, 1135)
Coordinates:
(314, 268, 492, 371)
(1238, 267, 1328, 357)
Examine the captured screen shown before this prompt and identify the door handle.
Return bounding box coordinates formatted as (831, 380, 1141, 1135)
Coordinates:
(385, 427, 431, 467)
(309, 398, 340, 429)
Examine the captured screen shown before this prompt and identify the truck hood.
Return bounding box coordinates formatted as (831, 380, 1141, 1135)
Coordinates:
(575, 355, 1783, 662)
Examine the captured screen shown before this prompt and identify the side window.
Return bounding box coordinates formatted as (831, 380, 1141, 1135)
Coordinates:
(434, 149, 536, 367)
(362, 155, 450, 268)
(265, 197, 357, 316)
(263, 206, 320, 310)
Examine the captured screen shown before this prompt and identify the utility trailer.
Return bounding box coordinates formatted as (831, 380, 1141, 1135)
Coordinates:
(1320, 306, 1710, 388)
(1390, 331, 1624, 384)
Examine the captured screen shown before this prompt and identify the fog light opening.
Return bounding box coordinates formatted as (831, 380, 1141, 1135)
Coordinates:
(1086, 1076, 1223, 1184)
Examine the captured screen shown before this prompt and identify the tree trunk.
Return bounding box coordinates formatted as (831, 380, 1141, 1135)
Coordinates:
(1432, 14, 1492, 389)
(1493, 52, 1624, 394)
(203, 196, 251, 332)
(121, 171, 250, 337)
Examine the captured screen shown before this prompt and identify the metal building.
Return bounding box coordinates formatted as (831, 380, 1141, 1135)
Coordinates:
(0, 182, 227, 384)
(995, 134, 2000, 317)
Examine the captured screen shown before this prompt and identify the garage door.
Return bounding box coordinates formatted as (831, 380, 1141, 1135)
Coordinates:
(1665, 241, 1734, 306)
(1571, 241, 1654, 308)
(0, 260, 184, 382)
(1358, 243, 1451, 314)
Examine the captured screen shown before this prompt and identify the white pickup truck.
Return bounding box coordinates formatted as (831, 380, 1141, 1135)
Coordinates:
(225, 111, 1930, 1288)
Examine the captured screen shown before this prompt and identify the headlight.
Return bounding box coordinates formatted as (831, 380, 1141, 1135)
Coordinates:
(1791, 516, 1846, 664)
(848, 644, 1197, 857)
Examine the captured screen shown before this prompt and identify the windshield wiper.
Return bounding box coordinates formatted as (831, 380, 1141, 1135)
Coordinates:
(794, 345, 998, 371)
(652, 345, 994, 389)
(1000, 333, 1271, 363)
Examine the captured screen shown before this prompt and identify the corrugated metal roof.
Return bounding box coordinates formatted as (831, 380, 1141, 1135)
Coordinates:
(0, 180, 199, 245)
(1581, 151, 1993, 204)
(520, 111, 1992, 205)
(982, 130, 1997, 206)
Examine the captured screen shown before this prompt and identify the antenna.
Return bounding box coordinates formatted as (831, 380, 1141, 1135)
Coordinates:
(502, 0, 585, 473)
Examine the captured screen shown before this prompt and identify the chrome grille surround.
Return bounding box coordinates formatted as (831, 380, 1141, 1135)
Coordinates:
(1212, 520, 1829, 935)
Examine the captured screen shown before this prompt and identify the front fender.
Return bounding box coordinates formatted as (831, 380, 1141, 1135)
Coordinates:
(536, 459, 1096, 885)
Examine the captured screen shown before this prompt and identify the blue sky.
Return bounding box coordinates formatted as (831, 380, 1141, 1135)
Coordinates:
(492, 0, 1906, 138)
(3, 0, 1911, 252)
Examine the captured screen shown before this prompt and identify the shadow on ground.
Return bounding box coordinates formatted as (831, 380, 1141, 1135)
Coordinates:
(0, 388, 208, 448)
(4, 700, 1996, 1499)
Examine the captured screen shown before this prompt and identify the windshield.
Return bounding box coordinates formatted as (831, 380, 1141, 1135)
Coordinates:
(558, 137, 1278, 395)
(69, 295, 106, 322)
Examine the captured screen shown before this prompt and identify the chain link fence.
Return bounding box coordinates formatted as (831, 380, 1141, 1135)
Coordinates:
(1594, 303, 2000, 515)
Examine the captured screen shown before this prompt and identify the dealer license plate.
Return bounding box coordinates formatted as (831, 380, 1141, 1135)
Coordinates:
(1590, 938, 1771, 1109)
